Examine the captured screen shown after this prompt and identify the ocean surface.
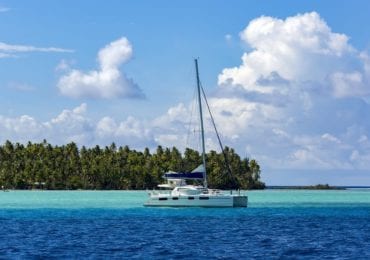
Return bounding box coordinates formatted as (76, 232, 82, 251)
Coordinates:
(1, 190, 370, 259)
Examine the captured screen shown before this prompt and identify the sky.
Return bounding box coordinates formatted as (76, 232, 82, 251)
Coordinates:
(1, 0, 370, 185)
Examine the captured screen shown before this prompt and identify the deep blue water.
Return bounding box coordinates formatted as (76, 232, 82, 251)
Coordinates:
(1, 191, 370, 259)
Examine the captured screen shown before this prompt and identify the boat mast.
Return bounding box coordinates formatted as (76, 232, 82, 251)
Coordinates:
(195, 59, 207, 188)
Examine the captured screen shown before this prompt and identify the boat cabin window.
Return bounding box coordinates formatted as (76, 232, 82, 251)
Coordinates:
(158, 197, 168, 200)
(172, 197, 179, 200)
(199, 197, 209, 200)
(188, 197, 194, 200)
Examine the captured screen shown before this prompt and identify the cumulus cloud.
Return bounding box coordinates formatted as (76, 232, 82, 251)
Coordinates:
(212, 12, 370, 170)
(0, 115, 43, 142)
(97, 116, 151, 141)
(0, 101, 214, 154)
(330, 71, 369, 98)
(0, 41, 73, 58)
(0, 104, 154, 149)
(57, 37, 144, 99)
(219, 12, 369, 98)
(0, 104, 95, 145)
(0, 105, 98, 146)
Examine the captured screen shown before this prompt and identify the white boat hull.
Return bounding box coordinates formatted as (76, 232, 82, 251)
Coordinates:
(144, 194, 247, 207)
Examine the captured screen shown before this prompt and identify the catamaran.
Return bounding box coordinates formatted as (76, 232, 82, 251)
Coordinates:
(144, 59, 247, 207)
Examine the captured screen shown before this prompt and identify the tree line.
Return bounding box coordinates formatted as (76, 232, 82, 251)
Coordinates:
(0, 140, 265, 190)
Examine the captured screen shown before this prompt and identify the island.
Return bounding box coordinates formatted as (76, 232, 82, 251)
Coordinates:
(0, 140, 265, 190)
(267, 184, 344, 190)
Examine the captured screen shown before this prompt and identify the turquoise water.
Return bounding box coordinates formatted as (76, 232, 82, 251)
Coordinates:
(2, 189, 370, 209)
(1, 190, 370, 258)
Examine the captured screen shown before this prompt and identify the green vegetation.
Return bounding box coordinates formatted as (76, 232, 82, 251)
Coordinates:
(0, 140, 265, 190)
(268, 184, 343, 190)
(305, 184, 340, 190)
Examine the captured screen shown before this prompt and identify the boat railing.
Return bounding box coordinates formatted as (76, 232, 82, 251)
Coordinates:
(148, 190, 172, 196)
(148, 189, 247, 197)
(209, 189, 247, 196)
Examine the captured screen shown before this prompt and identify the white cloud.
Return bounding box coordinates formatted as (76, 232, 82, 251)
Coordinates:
(0, 101, 214, 154)
(96, 116, 151, 141)
(42, 103, 93, 144)
(330, 71, 369, 98)
(0, 41, 73, 58)
(55, 59, 73, 72)
(7, 82, 35, 92)
(218, 12, 369, 98)
(152, 103, 190, 129)
(0, 53, 14, 58)
(96, 117, 117, 138)
(0, 115, 43, 141)
(57, 37, 144, 99)
(0, 104, 146, 147)
(0, 6, 10, 12)
(50, 103, 87, 125)
(321, 133, 341, 144)
(225, 34, 232, 42)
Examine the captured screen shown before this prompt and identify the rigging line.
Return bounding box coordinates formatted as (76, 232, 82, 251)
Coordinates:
(199, 82, 239, 187)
